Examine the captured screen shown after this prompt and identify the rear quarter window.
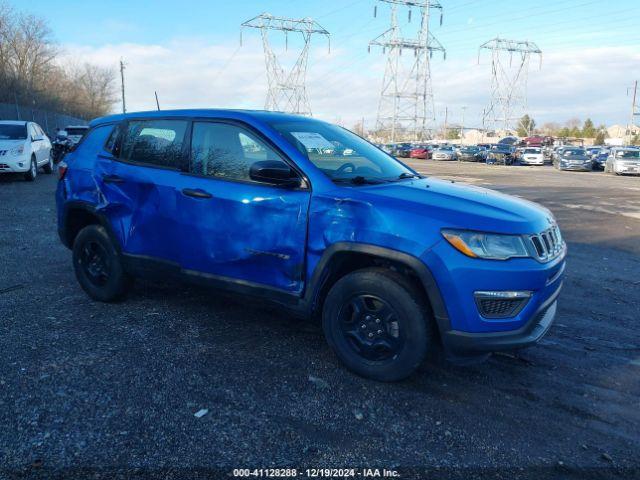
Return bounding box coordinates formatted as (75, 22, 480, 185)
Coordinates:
(69, 124, 116, 169)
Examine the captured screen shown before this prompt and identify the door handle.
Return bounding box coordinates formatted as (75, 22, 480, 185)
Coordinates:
(182, 188, 212, 199)
(102, 174, 125, 184)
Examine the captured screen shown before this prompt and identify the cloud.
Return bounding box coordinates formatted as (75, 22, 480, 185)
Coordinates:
(61, 38, 640, 129)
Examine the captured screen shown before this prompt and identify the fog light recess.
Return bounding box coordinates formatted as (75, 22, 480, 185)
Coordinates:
(474, 291, 531, 319)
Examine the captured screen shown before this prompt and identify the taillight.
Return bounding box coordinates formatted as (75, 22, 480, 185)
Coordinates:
(57, 161, 68, 180)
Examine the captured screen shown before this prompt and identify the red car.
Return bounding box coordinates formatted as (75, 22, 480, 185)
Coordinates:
(409, 145, 433, 159)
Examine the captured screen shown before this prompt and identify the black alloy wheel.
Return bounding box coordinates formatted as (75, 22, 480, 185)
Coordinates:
(338, 294, 404, 362)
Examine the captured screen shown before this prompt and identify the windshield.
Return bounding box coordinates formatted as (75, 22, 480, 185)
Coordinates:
(524, 148, 541, 154)
(0, 124, 27, 140)
(438, 146, 453, 151)
(616, 150, 640, 158)
(461, 147, 479, 153)
(564, 149, 586, 156)
(268, 120, 415, 184)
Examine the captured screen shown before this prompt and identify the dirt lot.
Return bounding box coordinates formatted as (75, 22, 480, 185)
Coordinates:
(1, 163, 639, 479)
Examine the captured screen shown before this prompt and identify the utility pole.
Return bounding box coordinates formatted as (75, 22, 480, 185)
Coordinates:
(119, 59, 127, 114)
(479, 38, 541, 135)
(628, 80, 638, 145)
(241, 13, 330, 116)
(369, 0, 446, 143)
(460, 106, 467, 143)
(443, 106, 448, 140)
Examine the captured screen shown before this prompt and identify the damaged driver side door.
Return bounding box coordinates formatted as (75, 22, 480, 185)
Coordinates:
(175, 120, 311, 295)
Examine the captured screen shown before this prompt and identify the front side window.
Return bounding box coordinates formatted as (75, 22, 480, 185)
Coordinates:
(190, 122, 283, 181)
(267, 119, 414, 184)
(120, 119, 188, 168)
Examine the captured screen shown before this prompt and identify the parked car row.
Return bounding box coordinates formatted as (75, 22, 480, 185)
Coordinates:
(376, 138, 640, 176)
(550, 144, 640, 174)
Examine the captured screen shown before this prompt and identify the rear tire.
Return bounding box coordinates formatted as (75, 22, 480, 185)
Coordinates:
(24, 156, 37, 181)
(72, 225, 132, 302)
(322, 268, 435, 382)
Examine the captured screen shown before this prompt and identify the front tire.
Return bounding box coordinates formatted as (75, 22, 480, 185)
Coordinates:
(322, 268, 435, 382)
(72, 225, 132, 302)
(24, 156, 37, 181)
(43, 155, 53, 174)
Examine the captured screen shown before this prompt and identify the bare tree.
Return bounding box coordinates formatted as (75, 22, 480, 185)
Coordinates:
(0, 2, 116, 118)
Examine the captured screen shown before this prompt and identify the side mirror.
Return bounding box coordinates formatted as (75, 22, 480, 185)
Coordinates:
(249, 160, 301, 187)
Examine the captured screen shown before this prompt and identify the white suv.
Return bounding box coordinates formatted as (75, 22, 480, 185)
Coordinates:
(0, 120, 53, 181)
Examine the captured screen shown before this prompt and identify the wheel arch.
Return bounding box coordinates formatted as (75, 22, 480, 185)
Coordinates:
(60, 201, 121, 252)
(304, 243, 450, 335)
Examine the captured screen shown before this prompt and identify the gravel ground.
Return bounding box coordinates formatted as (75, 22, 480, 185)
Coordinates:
(1, 163, 639, 479)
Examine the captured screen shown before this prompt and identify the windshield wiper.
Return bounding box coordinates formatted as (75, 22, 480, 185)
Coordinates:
(333, 176, 387, 185)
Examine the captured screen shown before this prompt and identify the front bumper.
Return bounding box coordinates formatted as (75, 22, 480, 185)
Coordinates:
(442, 281, 561, 354)
(0, 155, 30, 173)
(559, 162, 591, 171)
(613, 164, 640, 175)
(521, 158, 544, 165)
(422, 238, 566, 356)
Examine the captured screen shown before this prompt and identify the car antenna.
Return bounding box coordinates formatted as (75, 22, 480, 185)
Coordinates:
(154, 91, 161, 111)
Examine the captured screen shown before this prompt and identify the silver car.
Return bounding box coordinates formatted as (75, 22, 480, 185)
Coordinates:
(432, 145, 457, 161)
(604, 147, 640, 175)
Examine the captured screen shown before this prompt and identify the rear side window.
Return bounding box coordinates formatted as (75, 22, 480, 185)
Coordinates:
(120, 119, 188, 169)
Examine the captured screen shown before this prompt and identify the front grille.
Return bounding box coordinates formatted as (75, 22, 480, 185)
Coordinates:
(0, 163, 9, 169)
(528, 225, 564, 262)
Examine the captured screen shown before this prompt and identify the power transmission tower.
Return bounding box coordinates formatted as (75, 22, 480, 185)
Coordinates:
(369, 0, 446, 142)
(241, 13, 330, 116)
(478, 38, 541, 135)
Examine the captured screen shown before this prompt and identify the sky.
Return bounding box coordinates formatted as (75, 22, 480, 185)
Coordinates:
(12, 0, 640, 129)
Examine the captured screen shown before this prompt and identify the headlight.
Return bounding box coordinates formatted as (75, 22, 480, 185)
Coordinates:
(442, 229, 529, 260)
(10, 146, 24, 156)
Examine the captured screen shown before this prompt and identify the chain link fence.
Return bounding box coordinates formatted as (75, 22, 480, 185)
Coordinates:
(0, 103, 88, 138)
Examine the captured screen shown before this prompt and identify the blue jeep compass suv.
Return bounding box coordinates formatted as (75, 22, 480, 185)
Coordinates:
(56, 110, 566, 381)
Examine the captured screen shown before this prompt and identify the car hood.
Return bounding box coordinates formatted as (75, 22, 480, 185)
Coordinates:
(342, 177, 554, 235)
